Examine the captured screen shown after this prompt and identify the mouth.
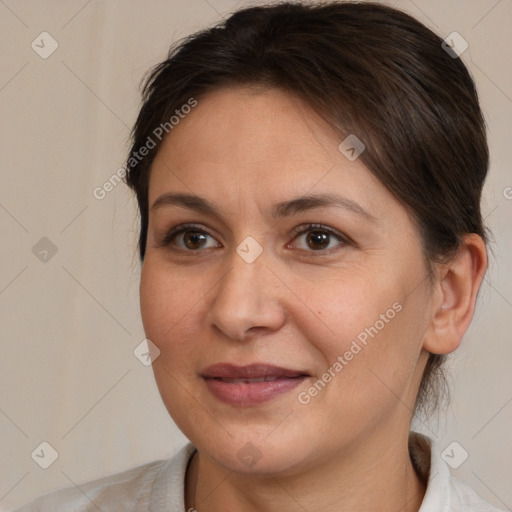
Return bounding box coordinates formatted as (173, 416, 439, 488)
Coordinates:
(200, 363, 309, 406)
(213, 376, 294, 383)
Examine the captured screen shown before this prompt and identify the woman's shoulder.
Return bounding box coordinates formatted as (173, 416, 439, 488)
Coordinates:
(10, 459, 168, 512)
(409, 431, 506, 512)
(10, 443, 196, 512)
(448, 475, 506, 512)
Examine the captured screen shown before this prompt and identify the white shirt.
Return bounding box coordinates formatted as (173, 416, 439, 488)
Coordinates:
(11, 431, 505, 511)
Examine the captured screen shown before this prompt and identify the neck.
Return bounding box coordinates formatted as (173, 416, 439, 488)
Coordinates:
(185, 425, 426, 512)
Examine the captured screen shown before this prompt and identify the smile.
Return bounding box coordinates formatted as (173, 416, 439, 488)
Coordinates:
(200, 363, 309, 406)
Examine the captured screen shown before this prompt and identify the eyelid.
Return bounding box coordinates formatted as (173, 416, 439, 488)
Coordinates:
(289, 223, 350, 241)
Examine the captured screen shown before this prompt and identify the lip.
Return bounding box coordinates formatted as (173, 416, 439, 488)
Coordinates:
(200, 363, 309, 406)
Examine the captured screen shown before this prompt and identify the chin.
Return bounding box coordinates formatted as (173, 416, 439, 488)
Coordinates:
(188, 424, 320, 477)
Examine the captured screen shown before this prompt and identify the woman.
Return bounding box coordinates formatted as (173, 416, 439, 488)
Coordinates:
(13, 1, 504, 511)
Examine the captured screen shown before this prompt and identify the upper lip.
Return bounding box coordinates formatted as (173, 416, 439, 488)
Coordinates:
(200, 363, 308, 379)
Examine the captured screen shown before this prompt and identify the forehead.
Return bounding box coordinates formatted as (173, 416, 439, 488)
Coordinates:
(149, 86, 371, 194)
(159, 85, 336, 166)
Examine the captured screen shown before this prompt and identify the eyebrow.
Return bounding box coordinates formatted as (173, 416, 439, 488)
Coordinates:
(150, 192, 377, 223)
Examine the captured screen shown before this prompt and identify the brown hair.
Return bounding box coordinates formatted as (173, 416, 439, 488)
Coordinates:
(124, 0, 489, 420)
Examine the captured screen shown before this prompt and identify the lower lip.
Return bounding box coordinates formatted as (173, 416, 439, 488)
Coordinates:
(203, 376, 307, 406)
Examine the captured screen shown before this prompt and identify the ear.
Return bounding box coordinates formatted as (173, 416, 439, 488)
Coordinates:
(422, 234, 488, 355)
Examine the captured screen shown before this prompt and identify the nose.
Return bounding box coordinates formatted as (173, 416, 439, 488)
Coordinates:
(206, 244, 286, 342)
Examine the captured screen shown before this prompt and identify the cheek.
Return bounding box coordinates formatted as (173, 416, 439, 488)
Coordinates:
(289, 267, 423, 400)
(140, 262, 167, 344)
(289, 269, 404, 358)
(139, 259, 207, 427)
(139, 259, 201, 361)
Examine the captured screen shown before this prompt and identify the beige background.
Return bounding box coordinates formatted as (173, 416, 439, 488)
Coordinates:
(1, 0, 511, 510)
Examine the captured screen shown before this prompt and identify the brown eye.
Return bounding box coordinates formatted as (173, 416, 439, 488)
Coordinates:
(182, 231, 208, 250)
(160, 224, 220, 251)
(305, 230, 330, 250)
(290, 224, 349, 254)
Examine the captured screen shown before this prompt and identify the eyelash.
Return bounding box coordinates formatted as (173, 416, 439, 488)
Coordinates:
(158, 223, 352, 257)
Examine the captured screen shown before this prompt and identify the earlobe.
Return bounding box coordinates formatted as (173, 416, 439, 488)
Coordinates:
(423, 234, 488, 355)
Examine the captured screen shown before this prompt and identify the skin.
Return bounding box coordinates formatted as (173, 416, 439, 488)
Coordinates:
(139, 85, 487, 512)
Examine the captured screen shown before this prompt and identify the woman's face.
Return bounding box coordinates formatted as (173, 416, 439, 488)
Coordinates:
(140, 85, 434, 474)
